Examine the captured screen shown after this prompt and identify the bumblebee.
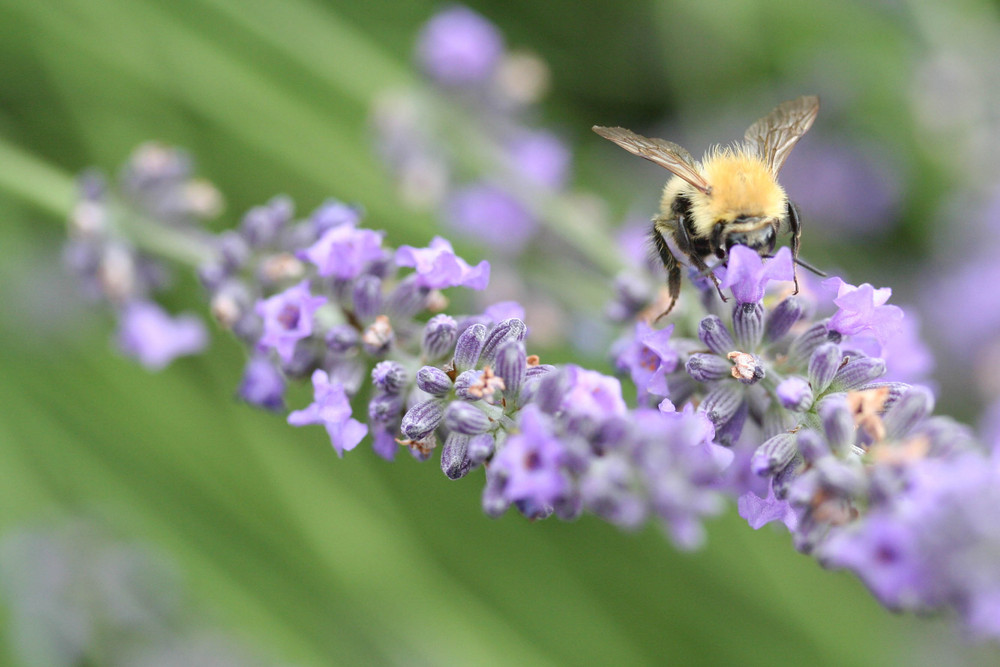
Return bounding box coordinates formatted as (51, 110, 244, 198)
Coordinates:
(594, 95, 820, 316)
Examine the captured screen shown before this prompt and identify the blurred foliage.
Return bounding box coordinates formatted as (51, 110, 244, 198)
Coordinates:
(2, 0, 1000, 664)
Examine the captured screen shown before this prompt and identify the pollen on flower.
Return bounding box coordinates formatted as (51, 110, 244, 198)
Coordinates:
(847, 387, 890, 442)
(397, 434, 437, 457)
(727, 350, 764, 383)
(362, 315, 394, 352)
(527, 354, 540, 366)
(260, 253, 305, 283)
(426, 290, 449, 312)
(868, 434, 931, 465)
(467, 366, 506, 402)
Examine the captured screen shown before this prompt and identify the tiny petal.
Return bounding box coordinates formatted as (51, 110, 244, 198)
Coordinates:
(686, 353, 731, 383)
(764, 295, 805, 342)
(699, 382, 744, 427)
(751, 433, 798, 476)
(832, 356, 886, 391)
(698, 315, 735, 356)
(401, 398, 446, 440)
(494, 340, 527, 399)
(384, 275, 429, 319)
(453, 323, 487, 372)
(882, 386, 934, 440)
(777, 376, 813, 412)
(422, 314, 458, 360)
(351, 274, 383, 322)
(788, 322, 841, 366)
(300, 224, 386, 280)
(445, 401, 493, 435)
(467, 433, 495, 465)
(732, 301, 764, 349)
(441, 432, 473, 480)
(371, 360, 408, 394)
(480, 318, 528, 365)
(796, 429, 829, 463)
(416, 365, 453, 396)
(817, 394, 855, 456)
(808, 343, 843, 395)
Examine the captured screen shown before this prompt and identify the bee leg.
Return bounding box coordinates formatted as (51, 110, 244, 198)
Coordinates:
(787, 201, 802, 294)
(651, 219, 682, 318)
(676, 216, 726, 302)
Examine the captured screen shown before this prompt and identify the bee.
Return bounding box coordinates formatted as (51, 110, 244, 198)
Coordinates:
(594, 95, 821, 316)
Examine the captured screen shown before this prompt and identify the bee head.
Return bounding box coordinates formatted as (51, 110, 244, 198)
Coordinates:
(716, 217, 778, 260)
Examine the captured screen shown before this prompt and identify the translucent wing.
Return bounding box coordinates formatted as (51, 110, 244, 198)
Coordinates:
(592, 126, 711, 194)
(743, 95, 820, 175)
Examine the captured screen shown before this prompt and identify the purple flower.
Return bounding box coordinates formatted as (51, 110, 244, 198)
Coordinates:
(483, 300, 526, 324)
(288, 370, 367, 457)
(780, 139, 901, 238)
(718, 246, 794, 304)
(116, 300, 208, 370)
(299, 223, 386, 280)
(820, 515, 929, 608)
(309, 200, 363, 235)
(491, 405, 568, 506)
(237, 354, 286, 410)
(443, 184, 536, 253)
(738, 482, 798, 531)
(395, 236, 490, 290)
(255, 280, 327, 364)
(824, 278, 903, 346)
(560, 365, 628, 419)
(614, 322, 678, 399)
(415, 6, 504, 86)
(505, 131, 572, 190)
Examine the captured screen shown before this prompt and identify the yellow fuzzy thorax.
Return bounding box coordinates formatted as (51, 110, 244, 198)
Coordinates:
(661, 146, 788, 238)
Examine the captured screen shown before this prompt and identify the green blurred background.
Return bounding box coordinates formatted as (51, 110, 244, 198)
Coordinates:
(2, 0, 1000, 664)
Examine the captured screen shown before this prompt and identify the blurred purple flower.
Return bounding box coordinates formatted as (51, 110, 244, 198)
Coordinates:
(719, 246, 794, 303)
(299, 223, 386, 280)
(491, 404, 568, 506)
(116, 300, 207, 370)
(483, 300, 526, 324)
(237, 354, 286, 411)
(443, 183, 536, 253)
(395, 236, 490, 289)
(821, 515, 929, 608)
(824, 277, 903, 346)
(255, 280, 327, 364)
(505, 130, 572, 190)
(415, 5, 504, 86)
(560, 365, 628, 418)
(738, 482, 798, 531)
(288, 370, 367, 457)
(781, 140, 901, 237)
(309, 200, 364, 235)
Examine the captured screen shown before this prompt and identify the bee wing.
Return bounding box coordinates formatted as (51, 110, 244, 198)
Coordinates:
(743, 95, 820, 175)
(592, 126, 711, 194)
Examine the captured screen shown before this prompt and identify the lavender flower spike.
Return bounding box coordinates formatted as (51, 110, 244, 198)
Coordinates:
(288, 370, 367, 457)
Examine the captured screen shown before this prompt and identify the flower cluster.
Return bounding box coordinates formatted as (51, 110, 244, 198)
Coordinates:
(64, 146, 216, 369)
(607, 238, 1000, 636)
(371, 6, 571, 254)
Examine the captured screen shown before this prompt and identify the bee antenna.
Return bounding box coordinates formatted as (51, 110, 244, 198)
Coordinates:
(763, 254, 827, 277)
